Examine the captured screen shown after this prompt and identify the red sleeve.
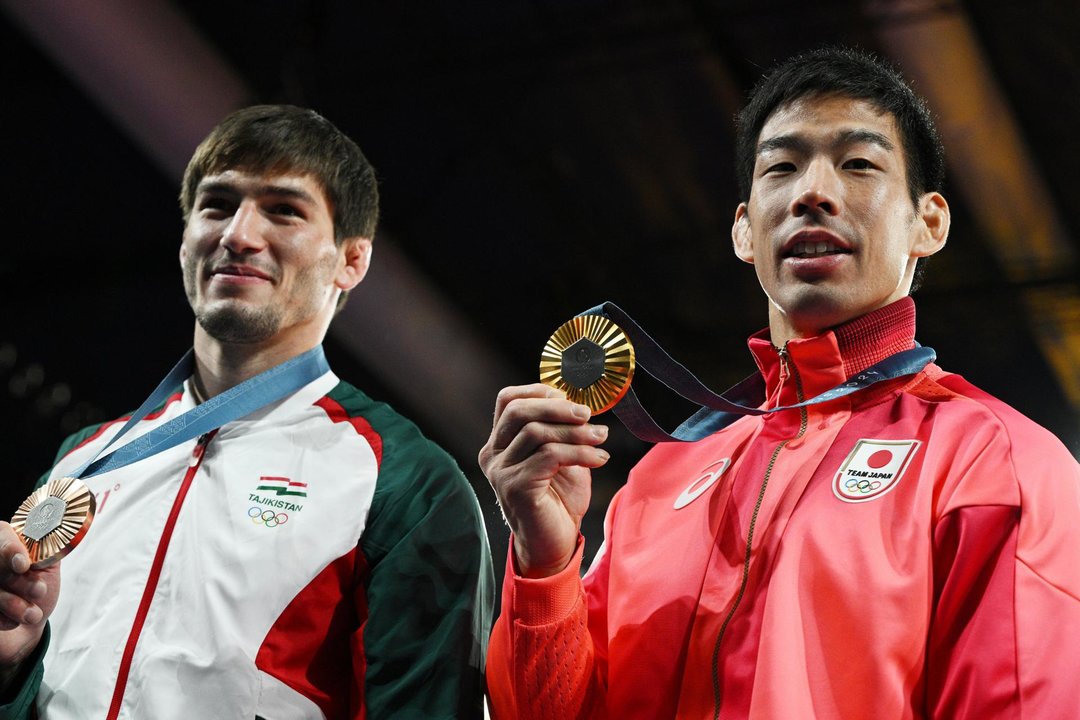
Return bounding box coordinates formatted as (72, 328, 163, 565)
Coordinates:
(928, 505, 1022, 716)
(927, 374, 1080, 717)
(930, 495, 1080, 717)
(487, 536, 608, 720)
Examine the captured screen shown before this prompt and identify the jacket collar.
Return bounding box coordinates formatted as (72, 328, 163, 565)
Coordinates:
(747, 297, 917, 408)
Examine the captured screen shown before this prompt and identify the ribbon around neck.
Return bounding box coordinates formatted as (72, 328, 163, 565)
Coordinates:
(71, 345, 330, 479)
(581, 302, 935, 443)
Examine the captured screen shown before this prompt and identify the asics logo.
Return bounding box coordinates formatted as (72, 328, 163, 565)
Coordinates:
(674, 459, 731, 510)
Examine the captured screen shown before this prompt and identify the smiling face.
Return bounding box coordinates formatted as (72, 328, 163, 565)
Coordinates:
(732, 94, 949, 346)
(180, 169, 370, 349)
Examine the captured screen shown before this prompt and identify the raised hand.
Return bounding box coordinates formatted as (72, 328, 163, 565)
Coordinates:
(0, 522, 59, 691)
(479, 384, 610, 578)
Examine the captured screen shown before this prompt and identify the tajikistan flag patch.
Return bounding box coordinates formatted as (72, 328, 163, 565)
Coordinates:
(833, 439, 920, 503)
(256, 476, 309, 498)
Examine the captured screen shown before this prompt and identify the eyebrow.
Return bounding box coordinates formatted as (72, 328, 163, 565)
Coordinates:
(756, 128, 896, 156)
(195, 180, 318, 205)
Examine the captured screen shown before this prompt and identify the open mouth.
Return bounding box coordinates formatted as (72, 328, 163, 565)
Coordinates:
(786, 240, 851, 258)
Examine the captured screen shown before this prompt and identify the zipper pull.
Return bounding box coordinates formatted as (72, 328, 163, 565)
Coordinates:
(190, 432, 213, 466)
(776, 344, 791, 381)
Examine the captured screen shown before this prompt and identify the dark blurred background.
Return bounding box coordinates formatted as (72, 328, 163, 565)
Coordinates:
(3, 0, 1079, 580)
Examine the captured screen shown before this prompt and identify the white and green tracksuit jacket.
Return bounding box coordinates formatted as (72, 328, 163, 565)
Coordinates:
(2, 371, 493, 719)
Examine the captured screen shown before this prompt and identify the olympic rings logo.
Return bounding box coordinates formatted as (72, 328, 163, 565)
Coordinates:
(248, 506, 289, 528)
(844, 477, 882, 495)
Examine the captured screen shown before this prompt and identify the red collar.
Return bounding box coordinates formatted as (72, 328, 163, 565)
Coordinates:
(748, 297, 917, 408)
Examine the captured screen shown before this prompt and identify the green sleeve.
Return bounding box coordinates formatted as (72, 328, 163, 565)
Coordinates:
(0, 625, 49, 720)
(359, 427, 495, 719)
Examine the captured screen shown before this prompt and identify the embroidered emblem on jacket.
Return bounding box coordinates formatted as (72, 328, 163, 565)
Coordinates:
(833, 439, 920, 503)
(255, 476, 308, 497)
(247, 477, 305, 520)
(674, 458, 731, 509)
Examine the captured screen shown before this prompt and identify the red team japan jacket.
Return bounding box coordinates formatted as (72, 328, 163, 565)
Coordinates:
(488, 297, 1080, 718)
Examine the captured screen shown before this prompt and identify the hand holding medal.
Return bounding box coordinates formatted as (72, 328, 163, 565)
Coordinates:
(10, 477, 96, 569)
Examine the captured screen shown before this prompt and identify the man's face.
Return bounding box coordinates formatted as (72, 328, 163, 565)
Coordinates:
(732, 94, 947, 344)
(181, 169, 364, 345)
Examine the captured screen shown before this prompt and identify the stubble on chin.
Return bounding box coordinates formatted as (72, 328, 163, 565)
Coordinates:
(183, 258, 282, 344)
(194, 303, 282, 344)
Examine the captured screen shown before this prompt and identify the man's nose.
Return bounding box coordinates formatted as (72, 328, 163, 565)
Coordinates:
(221, 201, 267, 253)
(791, 160, 841, 217)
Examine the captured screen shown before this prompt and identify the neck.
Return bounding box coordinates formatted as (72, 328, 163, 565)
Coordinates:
(766, 301, 835, 348)
(767, 296, 913, 349)
(191, 325, 323, 400)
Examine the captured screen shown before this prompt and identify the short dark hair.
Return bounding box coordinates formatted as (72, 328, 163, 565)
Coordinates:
(734, 46, 945, 207)
(180, 104, 379, 242)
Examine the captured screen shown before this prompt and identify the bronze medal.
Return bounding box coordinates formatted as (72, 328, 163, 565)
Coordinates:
(11, 476, 96, 569)
(540, 314, 635, 413)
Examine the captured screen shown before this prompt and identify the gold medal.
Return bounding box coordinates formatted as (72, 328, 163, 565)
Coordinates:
(540, 314, 635, 413)
(10, 476, 96, 569)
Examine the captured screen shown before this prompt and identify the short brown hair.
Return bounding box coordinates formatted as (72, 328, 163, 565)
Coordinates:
(180, 105, 379, 242)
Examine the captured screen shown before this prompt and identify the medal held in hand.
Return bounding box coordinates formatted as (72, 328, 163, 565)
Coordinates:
(540, 314, 635, 414)
(11, 476, 96, 569)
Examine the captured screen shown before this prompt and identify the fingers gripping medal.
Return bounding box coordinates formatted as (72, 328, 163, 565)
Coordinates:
(10, 477, 96, 569)
(540, 314, 635, 413)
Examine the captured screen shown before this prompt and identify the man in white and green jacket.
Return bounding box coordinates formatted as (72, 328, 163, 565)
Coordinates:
(0, 105, 494, 719)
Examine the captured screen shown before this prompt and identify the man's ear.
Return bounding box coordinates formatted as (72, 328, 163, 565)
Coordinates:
(732, 203, 755, 264)
(912, 192, 950, 258)
(335, 237, 373, 291)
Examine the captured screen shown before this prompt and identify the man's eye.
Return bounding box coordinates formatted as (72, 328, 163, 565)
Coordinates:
(200, 198, 232, 214)
(843, 158, 874, 171)
(764, 162, 796, 174)
(271, 203, 301, 217)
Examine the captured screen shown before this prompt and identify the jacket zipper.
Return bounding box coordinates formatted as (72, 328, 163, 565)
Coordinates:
(710, 347, 808, 719)
(106, 431, 216, 720)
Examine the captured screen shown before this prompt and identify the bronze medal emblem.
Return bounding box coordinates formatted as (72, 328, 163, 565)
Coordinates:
(540, 314, 635, 413)
(11, 476, 96, 569)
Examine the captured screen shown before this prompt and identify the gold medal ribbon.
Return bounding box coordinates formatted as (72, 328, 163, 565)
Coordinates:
(539, 302, 937, 443)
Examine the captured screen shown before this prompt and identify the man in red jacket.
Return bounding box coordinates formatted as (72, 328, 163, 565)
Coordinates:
(481, 46, 1080, 718)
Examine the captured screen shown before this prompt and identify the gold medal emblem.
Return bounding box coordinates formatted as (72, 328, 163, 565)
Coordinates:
(540, 314, 635, 413)
(11, 476, 96, 569)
